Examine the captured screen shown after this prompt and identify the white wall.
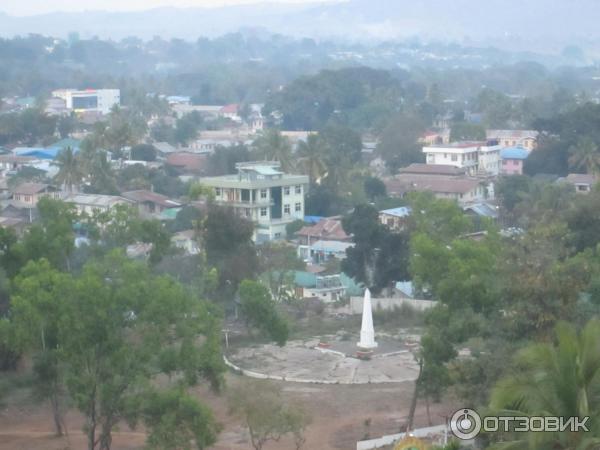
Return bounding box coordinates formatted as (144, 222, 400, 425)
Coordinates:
(348, 297, 436, 314)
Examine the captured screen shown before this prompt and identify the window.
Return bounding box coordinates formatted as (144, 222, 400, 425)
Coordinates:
(260, 207, 268, 217)
(295, 202, 302, 212)
(284, 204, 291, 215)
(274, 232, 281, 239)
(295, 185, 302, 194)
(451, 154, 458, 161)
(284, 186, 290, 195)
(260, 189, 267, 199)
(245, 209, 251, 217)
(215, 188, 221, 196)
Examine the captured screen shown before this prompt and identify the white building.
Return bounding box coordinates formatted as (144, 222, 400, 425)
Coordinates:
(422, 141, 502, 176)
(201, 161, 309, 243)
(52, 89, 121, 115)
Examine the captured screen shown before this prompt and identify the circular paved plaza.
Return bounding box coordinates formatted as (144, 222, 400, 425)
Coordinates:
(227, 332, 421, 384)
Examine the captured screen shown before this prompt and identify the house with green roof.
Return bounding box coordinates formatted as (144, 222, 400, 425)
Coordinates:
(292, 270, 364, 303)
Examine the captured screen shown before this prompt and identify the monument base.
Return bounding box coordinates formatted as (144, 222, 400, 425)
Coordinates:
(356, 349, 374, 360)
(357, 341, 378, 349)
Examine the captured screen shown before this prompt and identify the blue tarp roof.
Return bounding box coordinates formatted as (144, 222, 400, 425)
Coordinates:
(13, 146, 79, 160)
(304, 215, 323, 224)
(500, 147, 529, 160)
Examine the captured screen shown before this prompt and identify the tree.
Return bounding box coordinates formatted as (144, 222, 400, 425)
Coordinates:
(202, 206, 259, 300)
(175, 112, 203, 145)
(54, 146, 84, 192)
(11, 259, 71, 436)
(568, 136, 600, 174)
(296, 134, 327, 185)
(57, 114, 77, 138)
(342, 204, 410, 293)
(168, 206, 203, 233)
(130, 143, 157, 161)
(207, 144, 250, 176)
(21, 197, 78, 271)
(258, 242, 305, 302)
(495, 175, 533, 213)
(229, 381, 310, 450)
(488, 320, 600, 450)
(137, 388, 221, 450)
(450, 122, 486, 142)
(11, 252, 225, 450)
(238, 280, 289, 346)
(476, 88, 513, 128)
(376, 114, 426, 172)
(363, 176, 386, 201)
(252, 129, 293, 171)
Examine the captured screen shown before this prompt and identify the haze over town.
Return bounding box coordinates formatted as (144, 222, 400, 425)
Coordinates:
(1, 1, 600, 450)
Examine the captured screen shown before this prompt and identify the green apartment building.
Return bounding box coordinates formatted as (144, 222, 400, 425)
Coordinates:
(201, 162, 309, 242)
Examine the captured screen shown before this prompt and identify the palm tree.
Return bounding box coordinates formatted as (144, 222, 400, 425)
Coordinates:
(568, 137, 600, 175)
(252, 129, 293, 171)
(488, 320, 600, 450)
(53, 146, 83, 193)
(296, 134, 327, 184)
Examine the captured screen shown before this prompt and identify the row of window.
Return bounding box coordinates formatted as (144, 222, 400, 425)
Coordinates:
(215, 186, 303, 199)
(259, 202, 302, 217)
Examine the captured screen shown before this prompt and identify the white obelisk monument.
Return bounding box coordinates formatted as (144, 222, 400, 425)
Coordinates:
(357, 288, 378, 349)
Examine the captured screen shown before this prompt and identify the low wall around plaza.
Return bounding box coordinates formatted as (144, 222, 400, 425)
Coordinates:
(347, 297, 436, 315)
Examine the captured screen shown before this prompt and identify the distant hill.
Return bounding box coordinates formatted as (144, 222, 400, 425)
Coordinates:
(1, 0, 599, 52)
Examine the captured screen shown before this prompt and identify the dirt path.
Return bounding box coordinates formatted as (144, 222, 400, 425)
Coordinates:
(0, 374, 458, 450)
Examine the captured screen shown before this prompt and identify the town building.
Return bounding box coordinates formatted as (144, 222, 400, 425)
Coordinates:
(165, 152, 208, 175)
(295, 216, 351, 246)
(63, 193, 133, 215)
(201, 161, 309, 242)
(500, 147, 529, 175)
(11, 183, 61, 206)
(51, 89, 120, 115)
(298, 239, 354, 264)
(419, 129, 450, 146)
(122, 190, 182, 218)
(171, 230, 200, 255)
(383, 171, 490, 206)
(0, 155, 37, 174)
(486, 129, 538, 150)
(379, 206, 411, 231)
(562, 174, 598, 194)
(422, 141, 502, 176)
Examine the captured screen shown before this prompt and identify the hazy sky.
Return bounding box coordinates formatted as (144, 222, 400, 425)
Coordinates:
(0, 0, 331, 16)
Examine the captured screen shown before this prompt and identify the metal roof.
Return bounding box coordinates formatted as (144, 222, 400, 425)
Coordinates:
(500, 147, 529, 160)
(380, 206, 412, 218)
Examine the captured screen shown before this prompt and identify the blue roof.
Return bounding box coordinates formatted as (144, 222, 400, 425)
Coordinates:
(13, 146, 79, 160)
(500, 147, 529, 160)
(380, 206, 412, 218)
(304, 215, 323, 224)
(52, 138, 81, 150)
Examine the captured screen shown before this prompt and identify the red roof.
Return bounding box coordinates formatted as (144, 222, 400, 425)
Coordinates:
(166, 152, 208, 173)
(220, 104, 239, 114)
(296, 217, 350, 242)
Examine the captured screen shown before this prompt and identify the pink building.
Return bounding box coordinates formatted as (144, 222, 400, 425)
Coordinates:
(500, 147, 529, 175)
